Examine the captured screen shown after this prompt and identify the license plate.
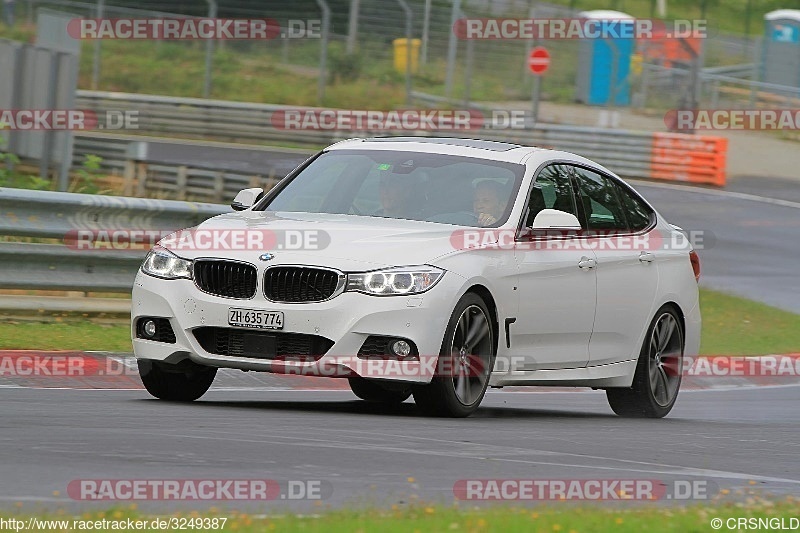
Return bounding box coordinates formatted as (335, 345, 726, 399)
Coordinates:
(228, 308, 284, 330)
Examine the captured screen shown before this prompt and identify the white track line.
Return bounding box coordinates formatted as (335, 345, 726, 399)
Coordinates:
(629, 179, 800, 210)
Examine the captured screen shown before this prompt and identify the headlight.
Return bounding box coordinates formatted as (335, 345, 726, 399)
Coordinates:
(346, 266, 444, 296)
(141, 248, 193, 280)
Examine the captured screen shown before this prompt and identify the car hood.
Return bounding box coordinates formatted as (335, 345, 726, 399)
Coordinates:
(161, 211, 476, 271)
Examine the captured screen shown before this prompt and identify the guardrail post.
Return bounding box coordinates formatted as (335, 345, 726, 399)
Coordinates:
(176, 166, 188, 200)
(213, 172, 224, 202)
(135, 163, 148, 197)
(39, 53, 59, 184)
(123, 159, 135, 196)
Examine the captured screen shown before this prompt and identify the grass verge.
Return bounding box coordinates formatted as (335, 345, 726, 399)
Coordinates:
(698, 289, 800, 356)
(5, 497, 798, 532)
(0, 320, 132, 352)
(0, 289, 798, 356)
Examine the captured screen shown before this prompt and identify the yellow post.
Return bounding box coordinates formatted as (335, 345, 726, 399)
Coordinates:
(393, 38, 421, 74)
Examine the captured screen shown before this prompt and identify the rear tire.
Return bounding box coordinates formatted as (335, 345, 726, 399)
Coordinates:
(606, 306, 684, 418)
(348, 377, 411, 404)
(413, 293, 495, 417)
(138, 359, 217, 402)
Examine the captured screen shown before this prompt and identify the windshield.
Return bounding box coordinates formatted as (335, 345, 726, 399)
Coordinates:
(258, 149, 525, 227)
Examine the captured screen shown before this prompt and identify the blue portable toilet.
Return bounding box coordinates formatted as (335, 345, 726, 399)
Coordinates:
(761, 9, 800, 88)
(575, 10, 635, 106)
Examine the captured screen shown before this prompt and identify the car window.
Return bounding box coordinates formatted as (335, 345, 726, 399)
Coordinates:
(262, 150, 524, 227)
(616, 184, 655, 231)
(265, 153, 362, 213)
(571, 167, 629, 231)
(524, 164, 577, 227)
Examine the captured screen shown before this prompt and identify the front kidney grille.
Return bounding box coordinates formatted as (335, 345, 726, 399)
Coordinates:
(264, 266, 342, 303)
(194, 260, 257, 299)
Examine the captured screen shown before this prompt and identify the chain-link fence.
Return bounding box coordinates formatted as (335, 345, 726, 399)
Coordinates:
(1, 0, 798, 113)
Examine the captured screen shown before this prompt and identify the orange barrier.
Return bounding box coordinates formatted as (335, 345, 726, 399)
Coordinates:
(639, 36, 701, 69)
(649, 133, 728, 187)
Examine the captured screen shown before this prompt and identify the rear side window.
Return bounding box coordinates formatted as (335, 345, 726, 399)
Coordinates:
(572, 167, 629, 231)
(616, 185, 655, 231)
(571, 167, 654, 232)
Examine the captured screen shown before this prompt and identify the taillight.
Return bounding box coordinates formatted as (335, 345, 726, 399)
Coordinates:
(689, 250, 700, 282)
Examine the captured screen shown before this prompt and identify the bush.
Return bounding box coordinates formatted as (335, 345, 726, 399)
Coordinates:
(329, 51, 362, 84)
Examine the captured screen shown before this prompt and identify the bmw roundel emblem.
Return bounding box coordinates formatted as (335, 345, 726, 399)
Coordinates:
(259, 253, 275, 261)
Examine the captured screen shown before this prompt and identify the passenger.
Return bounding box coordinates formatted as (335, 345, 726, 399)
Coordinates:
(473, 180, 506, 227)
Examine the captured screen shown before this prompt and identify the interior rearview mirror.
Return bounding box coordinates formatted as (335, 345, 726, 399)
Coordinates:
(231, 188, 264, 211)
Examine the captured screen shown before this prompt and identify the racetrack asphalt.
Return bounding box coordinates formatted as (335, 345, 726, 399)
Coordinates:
(1, 385, 798, 512)
(1, 177, 799, 513)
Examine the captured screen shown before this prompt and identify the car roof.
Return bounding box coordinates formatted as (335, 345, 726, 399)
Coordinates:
(325, 136, 615, 175)
(326, 136, 540, 163)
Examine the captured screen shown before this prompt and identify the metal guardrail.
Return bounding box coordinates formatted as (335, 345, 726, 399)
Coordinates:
(701, 63, 755, 79)
(32, 90, 729, 206)
(641, 63, 800, 109)
(71, 90, 681, 193)
(0, 188, 226, 292)
(75, 91, 341, 146)
(71, 132, 312, 201)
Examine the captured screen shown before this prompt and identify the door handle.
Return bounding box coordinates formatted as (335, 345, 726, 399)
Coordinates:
(639, 252, 655, 263)
(578, 256, 596, 269)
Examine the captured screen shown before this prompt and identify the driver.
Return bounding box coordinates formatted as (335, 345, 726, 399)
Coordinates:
(473, 180, 506, 227)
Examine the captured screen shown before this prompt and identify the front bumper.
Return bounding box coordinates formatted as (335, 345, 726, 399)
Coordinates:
(131, 268, 464, 384)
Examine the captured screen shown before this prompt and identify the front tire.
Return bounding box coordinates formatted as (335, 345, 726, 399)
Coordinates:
(138, 359, 217, 402)
(413, 293, 495, 417)
(348, 377, 411, 404)
(606, 306, 684, 418)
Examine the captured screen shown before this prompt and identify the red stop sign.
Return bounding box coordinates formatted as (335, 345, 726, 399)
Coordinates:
(528, 47, 550, 75)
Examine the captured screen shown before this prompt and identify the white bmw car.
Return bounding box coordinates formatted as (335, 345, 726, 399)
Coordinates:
(132, 137, 700, 418)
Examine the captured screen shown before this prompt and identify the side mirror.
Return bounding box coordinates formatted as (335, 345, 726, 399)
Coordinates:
(531, 209, 581, 230)
(231, 188, 264, 211)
